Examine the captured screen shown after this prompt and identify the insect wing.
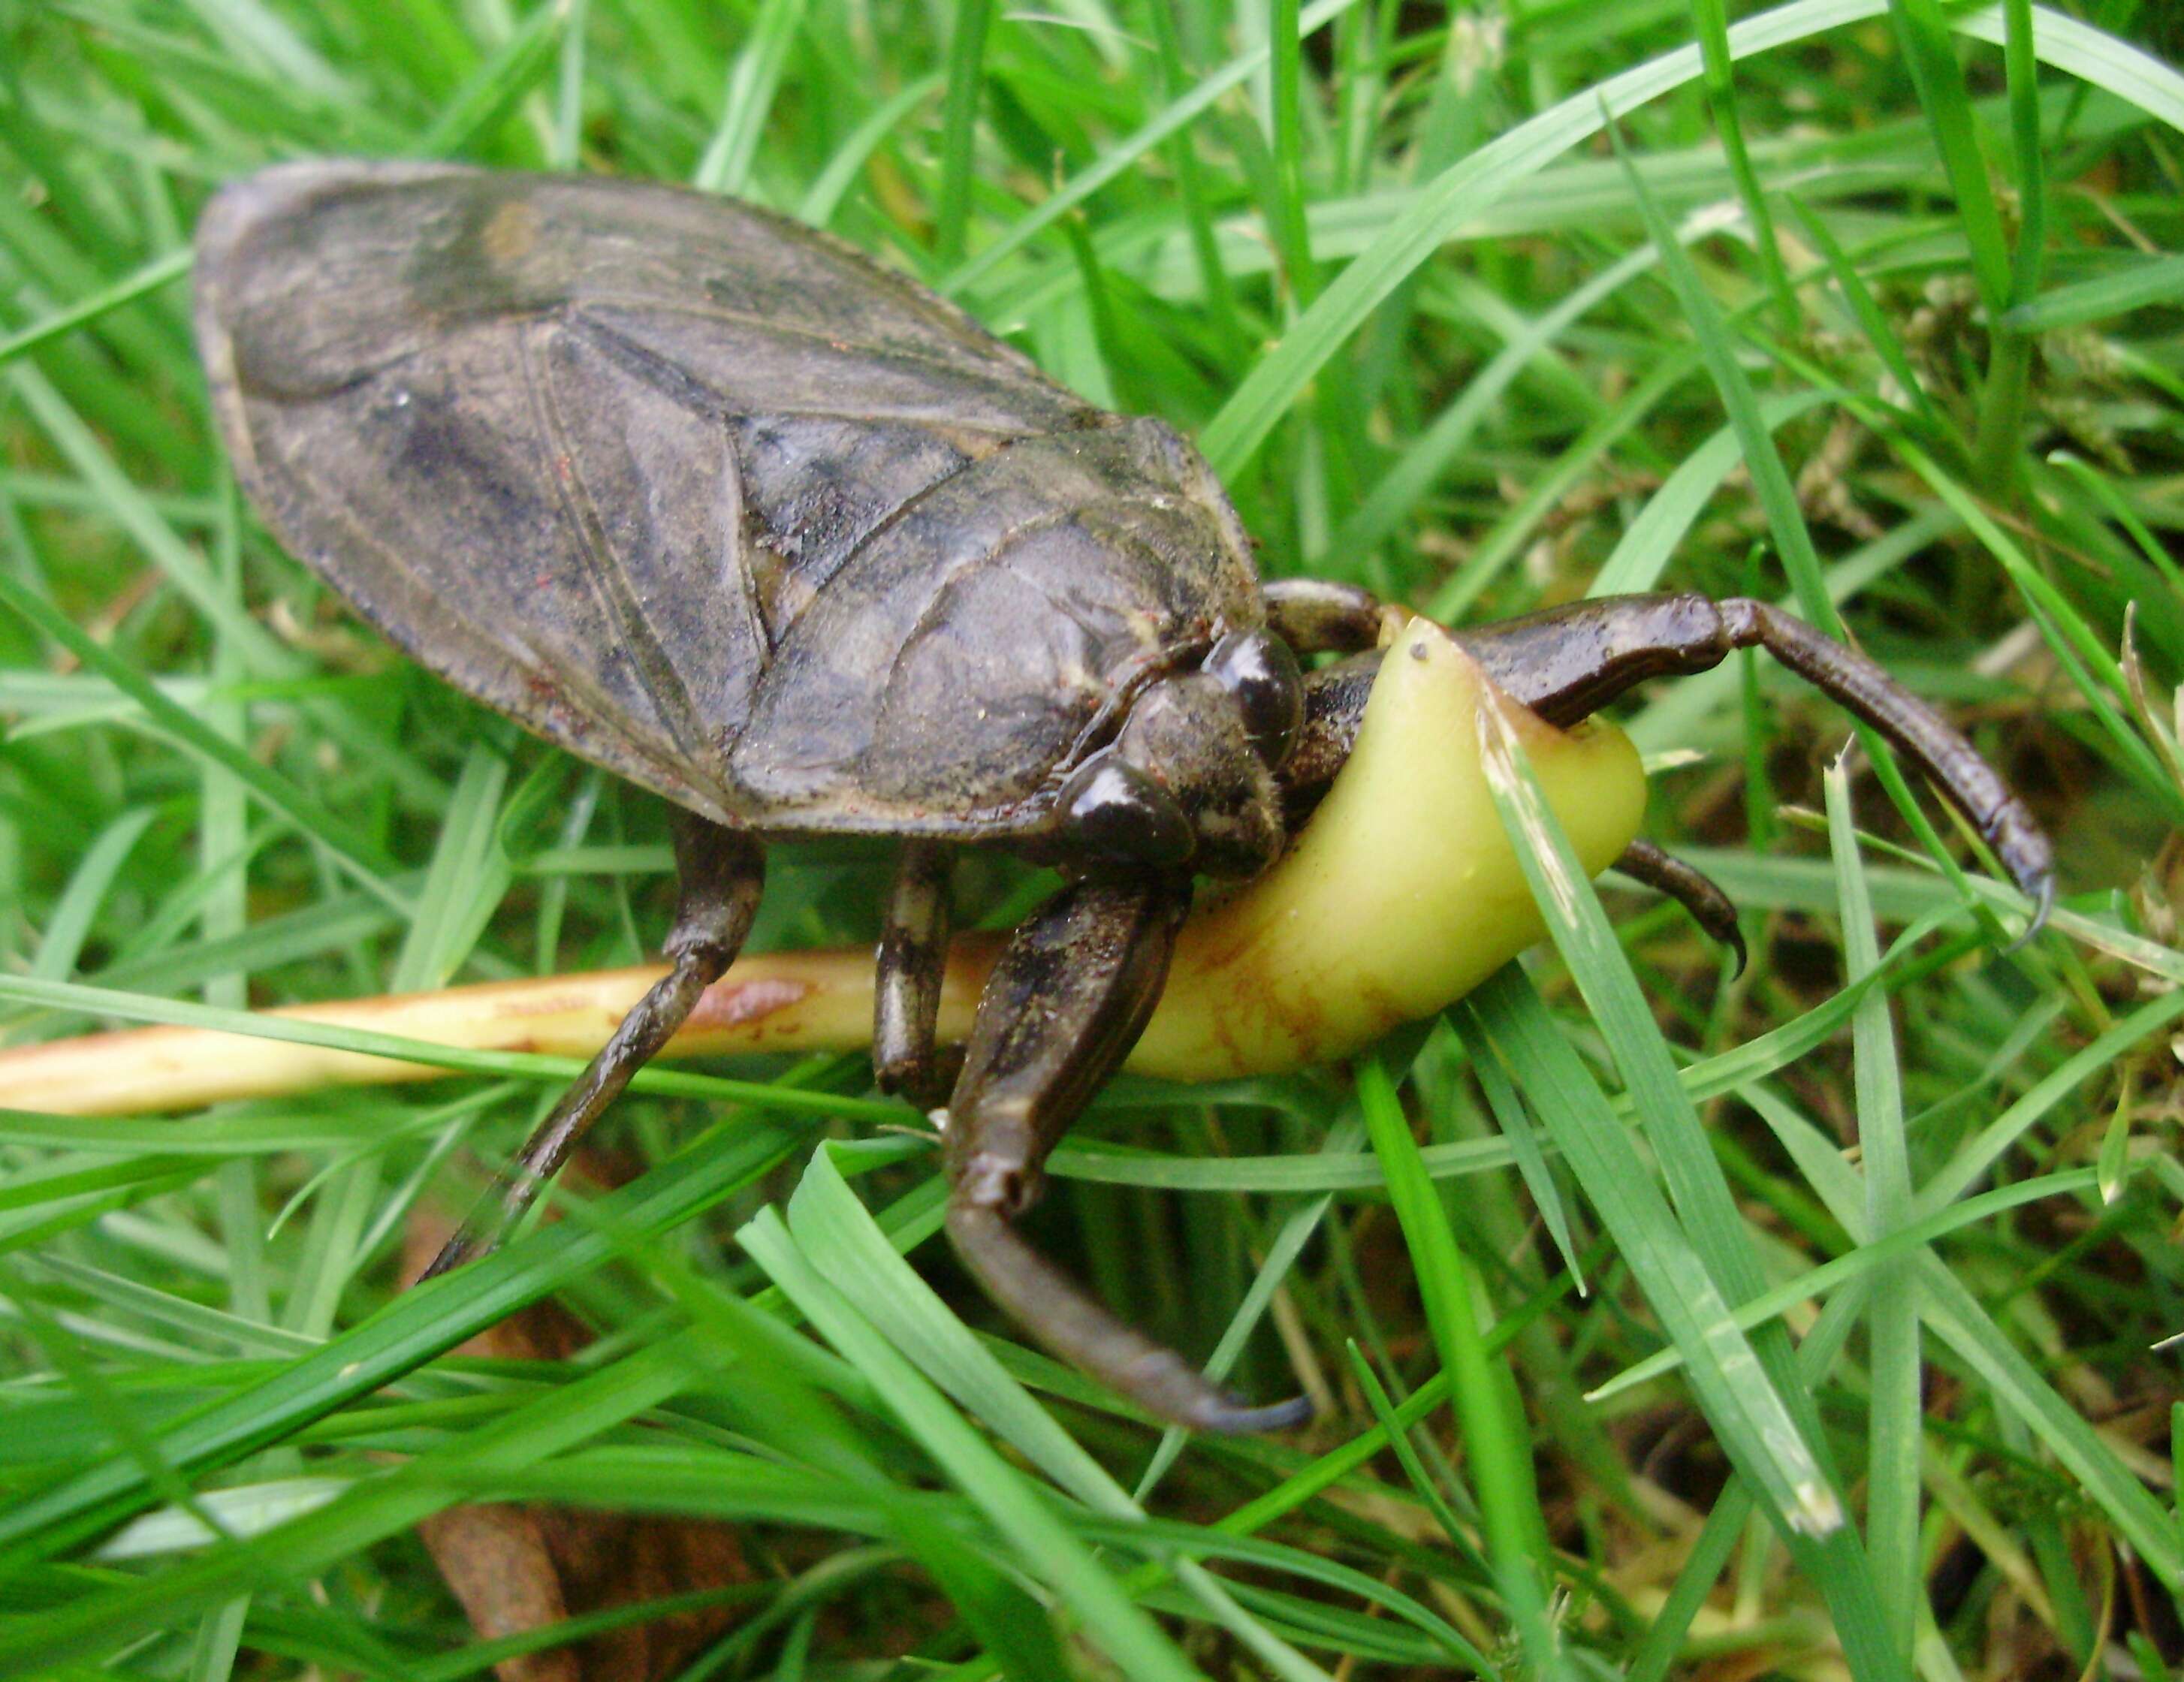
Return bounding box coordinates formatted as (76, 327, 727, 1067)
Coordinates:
(729, 420, 1262, 824)
(193, 161, 1092, 818)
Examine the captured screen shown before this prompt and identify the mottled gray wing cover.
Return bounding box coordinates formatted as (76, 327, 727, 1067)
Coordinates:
(195, 161, 1262, 835)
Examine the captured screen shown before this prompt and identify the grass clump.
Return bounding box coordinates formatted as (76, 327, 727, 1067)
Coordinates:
(3, 0, 2183, 1677)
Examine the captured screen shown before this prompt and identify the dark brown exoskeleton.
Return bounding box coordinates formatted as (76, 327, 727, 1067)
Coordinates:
(195, 163, 2053, 1433)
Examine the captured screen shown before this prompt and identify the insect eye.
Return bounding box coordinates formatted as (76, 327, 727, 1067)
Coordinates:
(1205, 631, 1303, 768)
(1057, 752, 1195, 867)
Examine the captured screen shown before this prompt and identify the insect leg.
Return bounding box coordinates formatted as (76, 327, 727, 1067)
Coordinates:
(1459, 594, 2053, 929)
(1614, 839, 1748, 975)
(1261, 578, 1403, 655)
(422, 815, 765, 1278)
(1279, 655, 1380, 827)
(873, 840, 959, 1108)
(943, 875, 1312, 1433)
(1285, 662, 1751, 970)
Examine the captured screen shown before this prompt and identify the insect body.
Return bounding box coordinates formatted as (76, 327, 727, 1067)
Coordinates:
(195, 161, 2053, 1433)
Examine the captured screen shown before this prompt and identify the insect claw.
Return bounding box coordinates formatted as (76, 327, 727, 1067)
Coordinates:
(2006, 871, 2056, 951)
(1614, 839, 1748, 976)
(417, 1159, 544, 1280)
(947, 1198, 1305, 1433)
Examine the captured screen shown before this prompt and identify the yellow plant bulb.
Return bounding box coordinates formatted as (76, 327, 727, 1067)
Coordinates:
(1133, 617, 1644, 1078)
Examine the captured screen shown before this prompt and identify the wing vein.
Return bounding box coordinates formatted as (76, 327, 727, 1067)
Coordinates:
(575, 294, 1040, 384)
(520, 321, 721, 773)
(568, 309, 1071, 437)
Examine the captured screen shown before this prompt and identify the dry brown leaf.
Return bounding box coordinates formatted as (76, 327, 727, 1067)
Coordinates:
(403, 1185, 752, 1682)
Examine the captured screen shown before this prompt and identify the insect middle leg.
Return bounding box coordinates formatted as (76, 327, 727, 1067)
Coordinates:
(873, 839, 960, 1108)
(943, 873, 1313, 1433)
(423, 815, 765, 1277)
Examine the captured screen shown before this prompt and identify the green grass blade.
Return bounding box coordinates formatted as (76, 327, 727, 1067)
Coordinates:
(738, 1206, 1208, 1682)
(1355, 1056, 1561, 1671)
(786, 1145, 1133, 1512)
(798, 74, 943, 225)
(1589, 1170, 2104, 1401)
(415, 0, 569, 159)
(2003, 252, 2184, 331)
(1627, 1283, 1872, 1681)
(1917, 1256, 2183, 1589)
(931, 0, 996, 265)
(26, 806, 161, 982)
(1884, 0, 2013, 314)
(0, 1120, 807, 1567)
(1469, 704, 1925, 1680)
(0, 247, 193, 369)
(939, 0, 1360, 296)
(0, 572, 406, 906)
(694, 0, 814, 197)
(1953, 5, 2184, 133)
(1590, 387, 1833, 596)
(1460, 845, 1841, 1542)
(1826, 761, 1920, 1665)
(1688, 0, 1798, 330)
(1199, 0, 1889, 480)
(1264, 0, 1317, 308)
(1329, 240, 1661, 566)
(1603, 102, 1832, 625)
(387, 741, 510, 992)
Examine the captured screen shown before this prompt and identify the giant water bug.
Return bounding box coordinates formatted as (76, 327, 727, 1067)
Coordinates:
(195, 161, 2053, 1432)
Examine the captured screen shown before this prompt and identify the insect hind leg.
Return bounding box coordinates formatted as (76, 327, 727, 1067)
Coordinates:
(422, 815, 765, 1279)
(947, 1203, 1313, 1434)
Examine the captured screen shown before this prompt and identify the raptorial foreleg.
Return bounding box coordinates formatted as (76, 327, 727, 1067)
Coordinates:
(943, 874, 1313, 1433)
